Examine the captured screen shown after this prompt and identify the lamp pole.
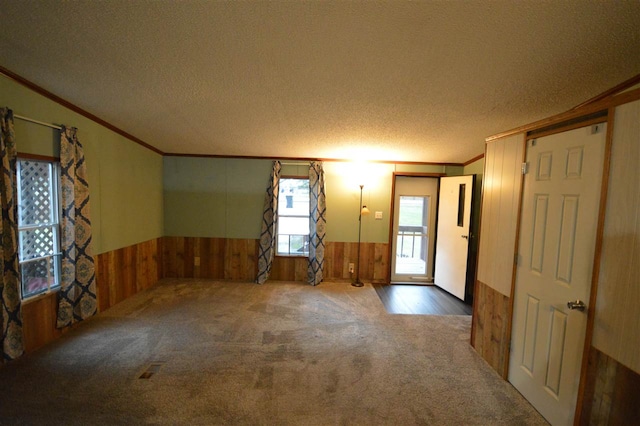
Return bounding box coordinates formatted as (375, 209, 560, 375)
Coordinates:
(353, 184, 365, 287)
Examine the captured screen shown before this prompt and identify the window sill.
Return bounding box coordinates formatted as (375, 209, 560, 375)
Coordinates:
(276, 254, 309, 258)
(22, 287, 60, 305)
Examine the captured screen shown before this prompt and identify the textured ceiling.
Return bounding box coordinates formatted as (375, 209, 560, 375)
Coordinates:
(1, 1, 639, 164)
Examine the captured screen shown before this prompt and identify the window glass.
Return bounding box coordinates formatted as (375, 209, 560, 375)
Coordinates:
(277, 178, 309, 256)
(17, 159, 61, 299)
(396, 196, 429, 275)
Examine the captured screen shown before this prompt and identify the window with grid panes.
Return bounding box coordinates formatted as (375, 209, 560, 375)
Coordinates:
(277, 178, 310, 256)
(17, 159, 61, 299)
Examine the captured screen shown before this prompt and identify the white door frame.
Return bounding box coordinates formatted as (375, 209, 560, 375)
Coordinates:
(388, 173, 443, 284)
(506, 120, 611, 424)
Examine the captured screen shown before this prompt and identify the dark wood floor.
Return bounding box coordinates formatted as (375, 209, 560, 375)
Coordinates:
(373, 284, 472, 315)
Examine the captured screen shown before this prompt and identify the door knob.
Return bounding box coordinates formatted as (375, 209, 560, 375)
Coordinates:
(567, 300, 586, 311)
(461, 235, 468, 240)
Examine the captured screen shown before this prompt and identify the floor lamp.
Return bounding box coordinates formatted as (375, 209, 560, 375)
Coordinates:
(352, 184, 370, 287)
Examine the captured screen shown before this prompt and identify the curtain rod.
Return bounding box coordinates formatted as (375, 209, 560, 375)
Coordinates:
(14, 114, 62, 130)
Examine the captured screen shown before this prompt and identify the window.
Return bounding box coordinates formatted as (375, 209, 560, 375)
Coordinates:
(277, 178, 309, 256)
(17, 159, 62, 299)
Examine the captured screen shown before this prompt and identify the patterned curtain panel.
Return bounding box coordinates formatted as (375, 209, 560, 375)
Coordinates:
(0, 108, 23, 361)
(308, 161, 326, 286)
(256, 161, 281, 284)
(56, 126, 97, 328)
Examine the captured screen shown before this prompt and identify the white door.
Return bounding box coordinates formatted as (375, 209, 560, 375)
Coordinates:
(434, 175, 474, 300)
(509, 124, 606, 425)
(391, 177, 438, 283)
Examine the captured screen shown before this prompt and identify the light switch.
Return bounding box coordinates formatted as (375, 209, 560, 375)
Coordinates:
(375, 211, 383, 220)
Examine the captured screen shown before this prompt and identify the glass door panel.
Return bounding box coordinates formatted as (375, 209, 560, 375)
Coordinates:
(395, 196, 429, 275)
(390, 176, 438, 283)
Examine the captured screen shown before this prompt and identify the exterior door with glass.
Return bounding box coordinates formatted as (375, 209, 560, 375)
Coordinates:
(391, 176, 439, 283)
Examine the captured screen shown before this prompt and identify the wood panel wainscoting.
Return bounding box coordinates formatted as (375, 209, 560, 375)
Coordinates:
(95, 238, 162, 312)
(471, 280, 511, 378)
(161, 237, 390, 284)
(272, 241, 389, 283)
(579, 347, 640, 425)
(22, 238, 162, 353)
(319, 241, 389, 283)
(161, 237, 258, 281)
(21, 291, 67, 355)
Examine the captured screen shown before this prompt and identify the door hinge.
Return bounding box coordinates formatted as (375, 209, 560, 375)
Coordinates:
(521, 162, 529, 175)
(514, 253, 520, 266)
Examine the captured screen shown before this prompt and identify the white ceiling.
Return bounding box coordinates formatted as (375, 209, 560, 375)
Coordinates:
(1, 1, 639, 164)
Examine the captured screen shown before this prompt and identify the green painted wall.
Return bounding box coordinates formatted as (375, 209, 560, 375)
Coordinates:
(164, 157, 451, 243)
(463, 156, 484, 206)
(0, 74, 164, 254)
(463, 157, 484, 177)
(463, 156, 485, 250)
(163, 157, 271, 238)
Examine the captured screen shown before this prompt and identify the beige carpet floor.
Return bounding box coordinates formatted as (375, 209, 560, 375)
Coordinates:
(0, 279, 547, 425)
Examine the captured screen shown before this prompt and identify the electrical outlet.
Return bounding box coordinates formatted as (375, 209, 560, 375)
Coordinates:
(348, 263, 355, 273)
